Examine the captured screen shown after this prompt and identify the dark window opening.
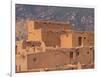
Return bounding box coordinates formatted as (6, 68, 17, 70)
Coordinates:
(76, 51, 79, 56)
(84, 37, 86, 39)
(70, 52, 73, 59)
(78, 37, 82, 46)
(93, 49, 94, 62)
(87, 51, 89, 54)
(18, 52, 20, 55)
(90, 47, 93, 50)
(15, 45, 17, 54)
(33, 57, 37, 62)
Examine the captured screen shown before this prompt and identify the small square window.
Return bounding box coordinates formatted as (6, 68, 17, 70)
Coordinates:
(33, 57, 37, 62)
(87, 51, 89, 54)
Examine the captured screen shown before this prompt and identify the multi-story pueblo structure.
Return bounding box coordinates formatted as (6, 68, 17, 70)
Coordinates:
(16, 19, 94, 73)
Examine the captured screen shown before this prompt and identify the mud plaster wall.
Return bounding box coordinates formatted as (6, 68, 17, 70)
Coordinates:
(26, 47, 94, 70)
(72, 32, 94, 47)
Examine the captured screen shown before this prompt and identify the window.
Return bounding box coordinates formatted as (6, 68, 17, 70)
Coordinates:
(78, 37, 82, 46)
(87, 51, 89, 54)
(18, 52, 20, 55)
(93, 49, 94, 62)
(76, 51, 79, 56)
(70, 52, 73, 59)
(33, 57, 37, 62)
(15, 45, 17, 54)
(84, 37, 86, 39)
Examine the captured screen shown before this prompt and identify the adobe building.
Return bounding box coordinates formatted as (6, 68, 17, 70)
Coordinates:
(16, 19, 94, 72)
(26, 20, 94, 48)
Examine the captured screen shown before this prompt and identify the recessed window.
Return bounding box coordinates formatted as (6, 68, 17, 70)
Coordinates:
(87, 51, 89, 54)
(15, 45, 17, 54)
(70, 52, 73, 59)
(90, 47, 93, 50)
(33, 57, 37, 62)
(76, 51, 79, 56)
(84, 37, 86, 39)
(18, 52, 20, 55)
(78, 37, 82, 46)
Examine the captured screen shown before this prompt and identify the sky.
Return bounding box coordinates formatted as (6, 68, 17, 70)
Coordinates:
(16, 4, 94, 31)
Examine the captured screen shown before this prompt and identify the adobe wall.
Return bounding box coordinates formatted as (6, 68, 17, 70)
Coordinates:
(26, 20, 74, 47)
(83, 32, 94, 46)
(60, 32, 73, 48)
(16, 20, 94, 72)
(27, 49, 70, 70)
(41, 30, 61, 47)
(77, 47, 94, 65)
(33, 20, 73, 30)
(72, 31, 94, 47)
(16, 54, 27, 72)
(24, 20, 94, 48)
(16, 40, 94, 72)
(16, 41, 28, 72)
(26, 47, 94, 71)
(26, 20, 42, 41)
(16, 41, 24, 55)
